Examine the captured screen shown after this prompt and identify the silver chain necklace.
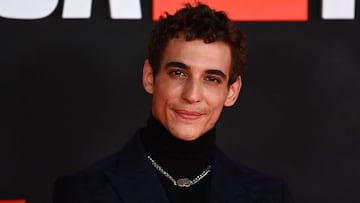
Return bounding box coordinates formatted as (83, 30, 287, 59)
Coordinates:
(147, 155, 212, 188)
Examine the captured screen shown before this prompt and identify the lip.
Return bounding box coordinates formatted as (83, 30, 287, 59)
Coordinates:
(174, 109, 203, 120)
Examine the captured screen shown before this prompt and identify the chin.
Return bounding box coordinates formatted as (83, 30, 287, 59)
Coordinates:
(172, 131, 202, 141)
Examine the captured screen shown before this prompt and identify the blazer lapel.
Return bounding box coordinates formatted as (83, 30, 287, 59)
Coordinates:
(210, 147, 256, 203)
(105, 133, 169, 203)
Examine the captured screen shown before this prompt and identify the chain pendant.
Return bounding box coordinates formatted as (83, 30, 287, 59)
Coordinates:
(176, 178, 192, 187)
(147, 155, 211, 188)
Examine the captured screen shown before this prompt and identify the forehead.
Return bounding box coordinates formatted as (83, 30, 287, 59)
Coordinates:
(160, 37, 232, 74)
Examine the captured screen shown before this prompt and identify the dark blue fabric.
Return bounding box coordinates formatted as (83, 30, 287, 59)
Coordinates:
(53, 131, 290, 203)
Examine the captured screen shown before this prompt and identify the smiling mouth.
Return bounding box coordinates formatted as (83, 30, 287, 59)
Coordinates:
(174, 110, 203, 120)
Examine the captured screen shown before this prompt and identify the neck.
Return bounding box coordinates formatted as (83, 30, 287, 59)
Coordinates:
(140, 115, 215, 178)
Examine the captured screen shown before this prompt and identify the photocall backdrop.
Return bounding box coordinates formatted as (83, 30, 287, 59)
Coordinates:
(1, 1, 359, 203)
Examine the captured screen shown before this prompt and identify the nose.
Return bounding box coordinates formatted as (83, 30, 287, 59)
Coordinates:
(181, 79, 202, 103)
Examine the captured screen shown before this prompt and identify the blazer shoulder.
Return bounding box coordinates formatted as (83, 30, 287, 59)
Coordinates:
(52, 132, 145, 203)
(52, 150, 122, 203)
(213, 147, 291, 202)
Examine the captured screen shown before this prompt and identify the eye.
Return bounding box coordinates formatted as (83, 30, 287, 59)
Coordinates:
(169, 69, 186, 78)
(204, 76, 221, 83)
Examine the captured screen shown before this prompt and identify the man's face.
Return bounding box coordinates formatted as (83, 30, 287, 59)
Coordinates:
(143, 36, 241, 141)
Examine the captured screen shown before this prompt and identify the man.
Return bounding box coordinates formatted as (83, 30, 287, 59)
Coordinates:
(53, 3, 289, 203)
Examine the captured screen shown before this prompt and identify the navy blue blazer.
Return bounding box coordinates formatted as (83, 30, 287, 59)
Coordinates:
(53, 132, 289, 203)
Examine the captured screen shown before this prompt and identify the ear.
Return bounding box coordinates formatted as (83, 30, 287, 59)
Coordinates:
(142, 59, 154, 94)
(224, 76, 242, 107)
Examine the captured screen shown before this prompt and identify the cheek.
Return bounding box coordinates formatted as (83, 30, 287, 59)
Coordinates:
(157, 81, 183, 99)
(205, 88, 229, 107)
(153, 84, 179, 106)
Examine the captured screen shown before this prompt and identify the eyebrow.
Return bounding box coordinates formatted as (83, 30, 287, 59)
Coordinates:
(206, 69, 227, 80)
(164, 61, 227, 80)
(164, 61, 189, 69)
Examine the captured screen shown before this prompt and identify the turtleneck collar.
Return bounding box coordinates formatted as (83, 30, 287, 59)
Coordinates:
(140, 115, 216, 178)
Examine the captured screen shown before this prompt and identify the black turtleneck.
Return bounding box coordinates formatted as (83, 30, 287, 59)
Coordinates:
(140, 115, 215, 203)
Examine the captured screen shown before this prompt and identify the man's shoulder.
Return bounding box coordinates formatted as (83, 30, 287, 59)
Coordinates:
(213, 147, 290, 202)
(53, 148, 122, 196)
(62, 149, 121, 181)
(53, 133, 144, 202)
(52, 151, 119, 203)
(56, 132, 143, 182)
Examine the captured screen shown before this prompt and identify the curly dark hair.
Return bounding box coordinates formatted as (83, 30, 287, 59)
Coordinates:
(148, 2, 247, 86)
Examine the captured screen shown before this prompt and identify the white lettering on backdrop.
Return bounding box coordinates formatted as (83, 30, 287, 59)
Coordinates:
(322, 0, 356, 19)
(0, 0, 58, 19)
(0, 0, 355, 20)
(62, 0, 141, 19)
